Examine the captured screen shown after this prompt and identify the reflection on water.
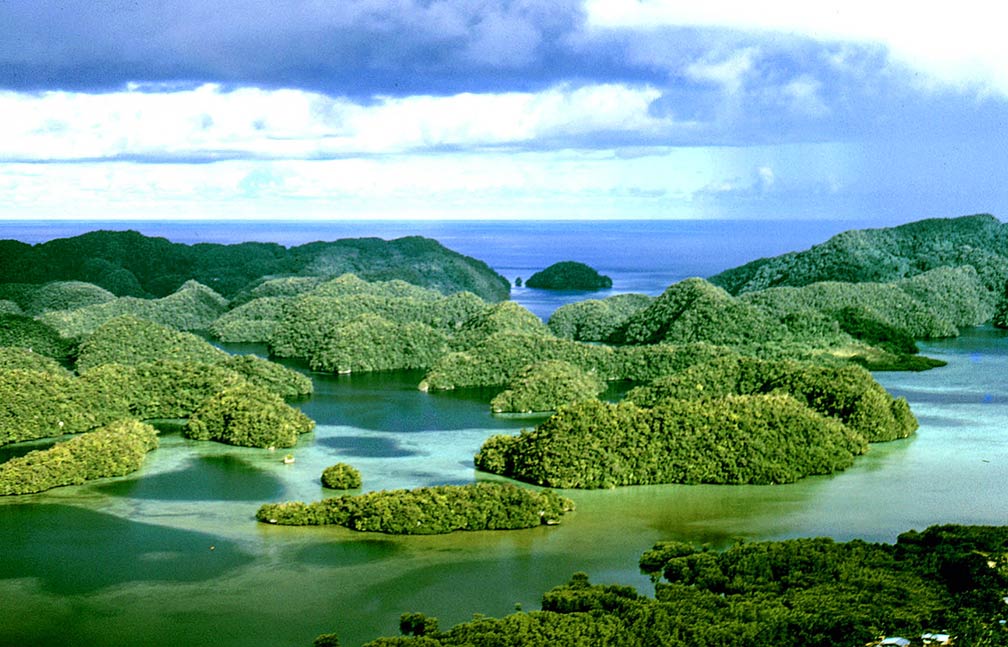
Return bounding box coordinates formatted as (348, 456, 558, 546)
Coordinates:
(0, 327, 1005, 646)
(94, 454, 286, 502)
(0, 504, 252, 594)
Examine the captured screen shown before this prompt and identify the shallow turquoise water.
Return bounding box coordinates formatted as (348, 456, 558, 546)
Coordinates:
(0, 328, 1006, 646)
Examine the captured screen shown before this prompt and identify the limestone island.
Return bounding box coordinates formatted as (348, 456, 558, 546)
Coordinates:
(525, 261, 613, 291)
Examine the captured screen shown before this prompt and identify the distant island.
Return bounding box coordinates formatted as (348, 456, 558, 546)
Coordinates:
(525, 261, 612, 290)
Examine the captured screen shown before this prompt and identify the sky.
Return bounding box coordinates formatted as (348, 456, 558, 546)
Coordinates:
(1, 0, 1007, 221)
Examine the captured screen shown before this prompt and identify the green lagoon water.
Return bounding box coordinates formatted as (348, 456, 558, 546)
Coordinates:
(1, 328, 1006, 646)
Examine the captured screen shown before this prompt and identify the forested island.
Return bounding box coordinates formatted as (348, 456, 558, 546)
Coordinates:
(352, 524, 1008, 646)
(257, 482, 574, 534)
(1, 215, 1008, 646)
(525, 261, 613, 291)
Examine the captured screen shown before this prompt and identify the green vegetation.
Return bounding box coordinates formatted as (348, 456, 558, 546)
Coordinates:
(548, 293, 652, 342)
(0, 369, 92, 445)
(19, 281, 117, 315)
(351, 525, 1008, 647)
(0, 229, 510, 301)
(476, 395, 866, 488)
(525, 261, 612, 291)
(613, 278, 792, 346)
(624, 356, 916, 442)
(321, 463, 362, 490)
(0, 357, 309, 447)
(0, 299, 21, 315)
(75, 315, 227, 372)
(0, 314, 74, 361)
(265, 276, 485, 370)
(40, 280, 229, 338)
(184, 383, 315, 448)
(0, 347, 70, 375)
(219, 354, 313, 399)
(711, 213, 1008, 295)
(209, 296, 286, 342)
(421, 332, 611, 391)
(256, 482, 574, 534)
(491, 360, 605, 413)
(0, 419, 158, 495)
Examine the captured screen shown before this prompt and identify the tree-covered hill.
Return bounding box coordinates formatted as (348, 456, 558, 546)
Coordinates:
(0, 230, 511, 302)
(709, 213, 1008, 299)
(525, 261, 612, 291)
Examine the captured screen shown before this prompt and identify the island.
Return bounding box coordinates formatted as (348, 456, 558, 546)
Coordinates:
(346, 524, 1008, 646)
(256, 482, 574, 534)
(525, 261, 613, 291)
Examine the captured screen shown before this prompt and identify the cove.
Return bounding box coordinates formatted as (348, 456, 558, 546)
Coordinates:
(0, 327, 1005, 646)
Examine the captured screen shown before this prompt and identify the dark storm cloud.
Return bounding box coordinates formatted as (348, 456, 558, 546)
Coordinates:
(0, 0, 630, 95)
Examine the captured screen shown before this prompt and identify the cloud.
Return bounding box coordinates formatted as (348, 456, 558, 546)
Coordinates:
(585, 0, 1008, 96)
(0, 0, 590, 95)
(0, 82, 682, 162)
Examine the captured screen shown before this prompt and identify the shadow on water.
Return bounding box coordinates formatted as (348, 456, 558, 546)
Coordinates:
(299, 370, 521, 433)
(0, 438, 61, 464)
(316, 435, 419, 458)
(93, 454, 285, 502)
(0, 504, 253, 594)
(295, 538, 401, 566)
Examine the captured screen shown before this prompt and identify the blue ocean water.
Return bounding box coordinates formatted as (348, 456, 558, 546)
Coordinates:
(2, 218, 893, 318)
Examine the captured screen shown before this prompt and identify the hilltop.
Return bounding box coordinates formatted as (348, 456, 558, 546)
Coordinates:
(0, 230, 511, 302)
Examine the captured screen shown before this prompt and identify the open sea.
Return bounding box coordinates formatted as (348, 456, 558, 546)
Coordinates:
(0, 217, 1005, 647)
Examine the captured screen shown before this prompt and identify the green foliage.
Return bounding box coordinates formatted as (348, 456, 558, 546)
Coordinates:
(313, 633, 342, 647)
(401, 613, 440, 637)
(0, 230, 510, 301)
(40, 280, 229, 339)
(0, 419, 158, 495)
(711, 213, 1008, 295)
(267, 276, 485, 371)
(451, 301, 549, 349)
(625, 356, 917, 442)
(0, 369, 93, 445)
(548, 293, 653, 342)
(0, 347, 70, 375)
(75, 315, 227, 372)
(352, 525, 1008, 647)
(306, 314, 449, 374)
(230, 276, 325, 305)
(475, 395, 867, 488)
(421, 332, 612, 391)
(614, 278, 790, 346)
(831, 306, 919, 354)
(321, 463, 362, 490)
(219, 354, 313, 399)
(525, 261, 613, 290)
(0, 353, 310, 447)
(209, 296, 286, 342)
(0, 299, 22, 315)
(491, 360, 605, 413)
(256, 482, 574, 534)
(184, 383, 314, 448)
(0, 314, 74, 360)
(23, 281, 117, 315)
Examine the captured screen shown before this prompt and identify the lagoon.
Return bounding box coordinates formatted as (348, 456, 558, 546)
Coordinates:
(0, 327, 1005, 646)
(1, 219, 1006, 646)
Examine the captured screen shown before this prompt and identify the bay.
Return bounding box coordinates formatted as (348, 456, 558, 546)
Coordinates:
(0, 219, 1005, 647)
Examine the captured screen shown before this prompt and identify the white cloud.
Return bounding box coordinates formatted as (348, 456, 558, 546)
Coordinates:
(585, 0, 1008, 95)
(0, 83, 673, 162)
(0, 143, 861, 220)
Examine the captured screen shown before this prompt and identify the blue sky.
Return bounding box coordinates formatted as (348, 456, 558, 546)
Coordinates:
(2, 0, 1006, 221)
